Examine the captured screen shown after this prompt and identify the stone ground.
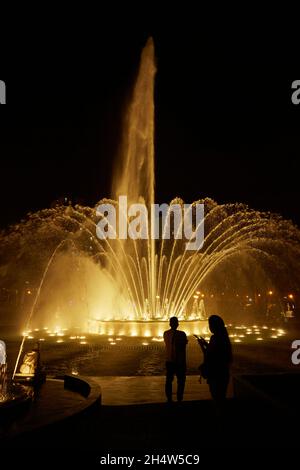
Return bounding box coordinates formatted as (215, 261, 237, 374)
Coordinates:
(2, 372, 299, 455)
(91, 375, 220, 405)
(2, 325, 300, 458)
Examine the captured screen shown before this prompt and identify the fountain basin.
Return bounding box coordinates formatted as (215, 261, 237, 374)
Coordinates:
(88, 319, 209, 337)
(0, 382, 31, 418)
(0, 376, 101, 444)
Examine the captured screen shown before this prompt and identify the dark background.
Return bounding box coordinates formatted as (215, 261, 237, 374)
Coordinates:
(0, 11, 299, 228)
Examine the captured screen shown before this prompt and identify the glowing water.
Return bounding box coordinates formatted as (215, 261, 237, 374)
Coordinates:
(111, 37, 156, 317)
(112, 37, 155, 210)
(0, 38, 300, 339)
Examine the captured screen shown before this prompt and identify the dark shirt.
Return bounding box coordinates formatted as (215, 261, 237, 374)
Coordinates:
(164, 329, 188, 366)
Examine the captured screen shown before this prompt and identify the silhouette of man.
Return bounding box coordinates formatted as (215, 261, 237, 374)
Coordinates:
(163, 316, 188, 403)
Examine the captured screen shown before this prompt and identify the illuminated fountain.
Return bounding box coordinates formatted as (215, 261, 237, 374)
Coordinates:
(1, 38, 300, 343)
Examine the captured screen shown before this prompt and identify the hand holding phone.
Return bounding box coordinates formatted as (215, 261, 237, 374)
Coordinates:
(194, 334, 206, 343)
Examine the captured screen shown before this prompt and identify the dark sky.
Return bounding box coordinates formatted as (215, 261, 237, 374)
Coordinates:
(1, 15, 300, 228)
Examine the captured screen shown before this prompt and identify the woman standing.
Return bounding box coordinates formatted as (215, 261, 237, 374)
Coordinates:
(197, 315, 232, 412)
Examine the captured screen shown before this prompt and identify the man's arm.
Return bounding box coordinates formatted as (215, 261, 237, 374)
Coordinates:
(163, 331, 167, 345)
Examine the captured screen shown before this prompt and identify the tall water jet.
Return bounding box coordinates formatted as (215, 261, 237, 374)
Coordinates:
(112, 37, 156, 208)
(111, 37, 157, 317)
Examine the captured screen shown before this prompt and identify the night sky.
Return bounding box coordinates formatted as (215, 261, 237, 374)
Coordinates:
(1, 15, 299, 228)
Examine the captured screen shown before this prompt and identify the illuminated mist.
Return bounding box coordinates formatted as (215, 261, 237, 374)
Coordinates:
(0, 38, 300, 337)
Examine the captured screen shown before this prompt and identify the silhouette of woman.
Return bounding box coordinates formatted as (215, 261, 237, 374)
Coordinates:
(197, 315, 232, 411)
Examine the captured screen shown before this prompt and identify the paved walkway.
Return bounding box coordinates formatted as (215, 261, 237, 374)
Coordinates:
(90, 375, 234, 405)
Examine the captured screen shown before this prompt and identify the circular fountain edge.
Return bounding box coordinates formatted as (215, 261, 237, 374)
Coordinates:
(0, 375, 101, 443)
(88, 319, 209, 337)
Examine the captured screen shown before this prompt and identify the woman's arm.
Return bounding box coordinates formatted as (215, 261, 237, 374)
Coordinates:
(197, 337, 208, 354)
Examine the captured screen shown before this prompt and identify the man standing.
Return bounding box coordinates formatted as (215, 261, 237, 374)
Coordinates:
(163, 316, 188, 403)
